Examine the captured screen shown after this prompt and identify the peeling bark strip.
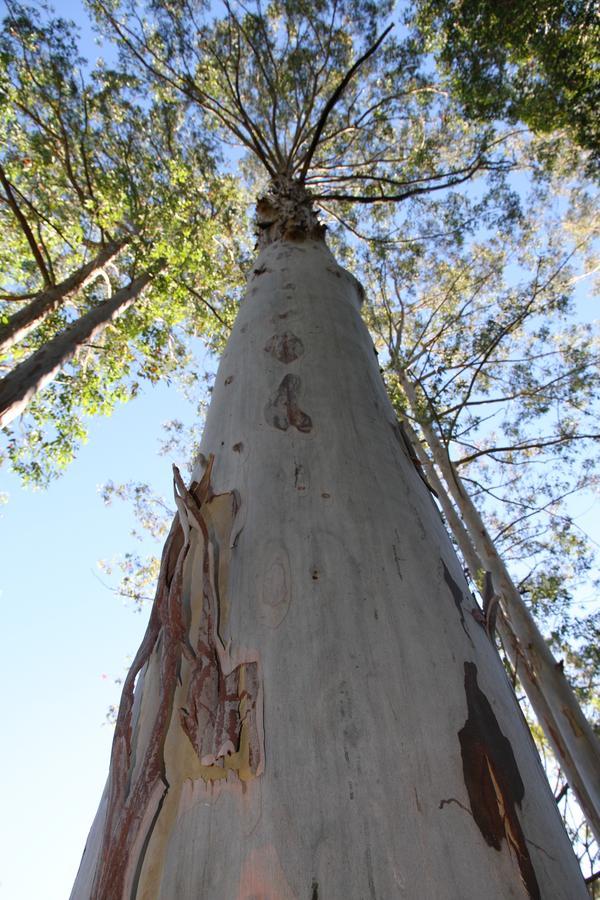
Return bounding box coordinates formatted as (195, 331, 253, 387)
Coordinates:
(459, 662, 541, 900)
(265, 373, 312, 432)
(264, 330, 304, 363)
(90, 457, 263, 900)
(441, 560, 474, 646)
(182, 659, 261, 775)
(179, 485, 262, 779)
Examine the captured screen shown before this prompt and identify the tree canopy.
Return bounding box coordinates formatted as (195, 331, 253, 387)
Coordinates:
(0, 3, 246, 483)
(410, 0, 600, 175)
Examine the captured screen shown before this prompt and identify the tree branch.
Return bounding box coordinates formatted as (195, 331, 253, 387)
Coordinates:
(298, 24, 393, 180)
(0, 163, 53, 286)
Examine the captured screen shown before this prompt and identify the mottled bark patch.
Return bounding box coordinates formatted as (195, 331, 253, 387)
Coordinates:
(265, 374, 312, 432)
(459, 661, 540, 899)
(264, 330, 304, 363)
(259, 550, 291, 628)
(294, 462, 308, 491)
(442, 560, 474, 646)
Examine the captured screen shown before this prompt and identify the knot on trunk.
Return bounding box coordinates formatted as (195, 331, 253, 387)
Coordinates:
(255, 177, 326, 248)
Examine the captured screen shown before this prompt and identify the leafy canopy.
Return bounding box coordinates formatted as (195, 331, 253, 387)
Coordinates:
(409, 0, 600, 175)
(0, 3, 247, 484)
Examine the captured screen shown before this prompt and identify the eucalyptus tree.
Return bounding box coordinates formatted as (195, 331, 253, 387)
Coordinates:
(0, 3, 244, 484)
(67, 1, 594, 897)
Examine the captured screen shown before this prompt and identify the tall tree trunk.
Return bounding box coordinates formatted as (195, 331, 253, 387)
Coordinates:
(0, 270, 153, 428)
(398, 372, 600, 845)
(72, 190, 586, 899)
(0, 240, 126, 354)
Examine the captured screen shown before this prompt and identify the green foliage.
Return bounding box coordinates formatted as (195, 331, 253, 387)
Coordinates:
(410, 0, 600, 175)
(0, 3, 248, 485)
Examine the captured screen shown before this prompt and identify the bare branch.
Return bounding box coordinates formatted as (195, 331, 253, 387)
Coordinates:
(298, 24, 393, 180)
(0, 163, 53, 286)
(455, 433, 600, 467)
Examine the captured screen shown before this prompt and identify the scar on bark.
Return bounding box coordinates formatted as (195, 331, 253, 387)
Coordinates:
(265, 373, 312, 432)
(458, 661, 541, 900)
(264, 330, 304, 363)
(441, 560, 474, 646)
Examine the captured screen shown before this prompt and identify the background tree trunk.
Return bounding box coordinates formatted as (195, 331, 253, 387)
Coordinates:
(0, 240, 125, 354)
(72, 237, 586, 899)
(0, 269, 153, 428)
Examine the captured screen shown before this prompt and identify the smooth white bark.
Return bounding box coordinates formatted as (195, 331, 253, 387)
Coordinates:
(399, 374, 600, 845)
(73, 239, 587, 899)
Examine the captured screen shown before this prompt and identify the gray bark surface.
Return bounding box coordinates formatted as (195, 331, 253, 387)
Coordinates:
(73, 238, 587, 899)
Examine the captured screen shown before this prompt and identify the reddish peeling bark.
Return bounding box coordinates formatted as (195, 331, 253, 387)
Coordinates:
(90, 458, 263, 900)
(459, 662, 541, 900)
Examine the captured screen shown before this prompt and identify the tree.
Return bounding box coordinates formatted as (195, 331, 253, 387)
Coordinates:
(67, 1, 597, 896)
(0, 266, 157, 426)
(0, 4, 244, 484)
(409, 0, 600, 175)
(397, 378, 600, 838)
(394, 412, 600, 873)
